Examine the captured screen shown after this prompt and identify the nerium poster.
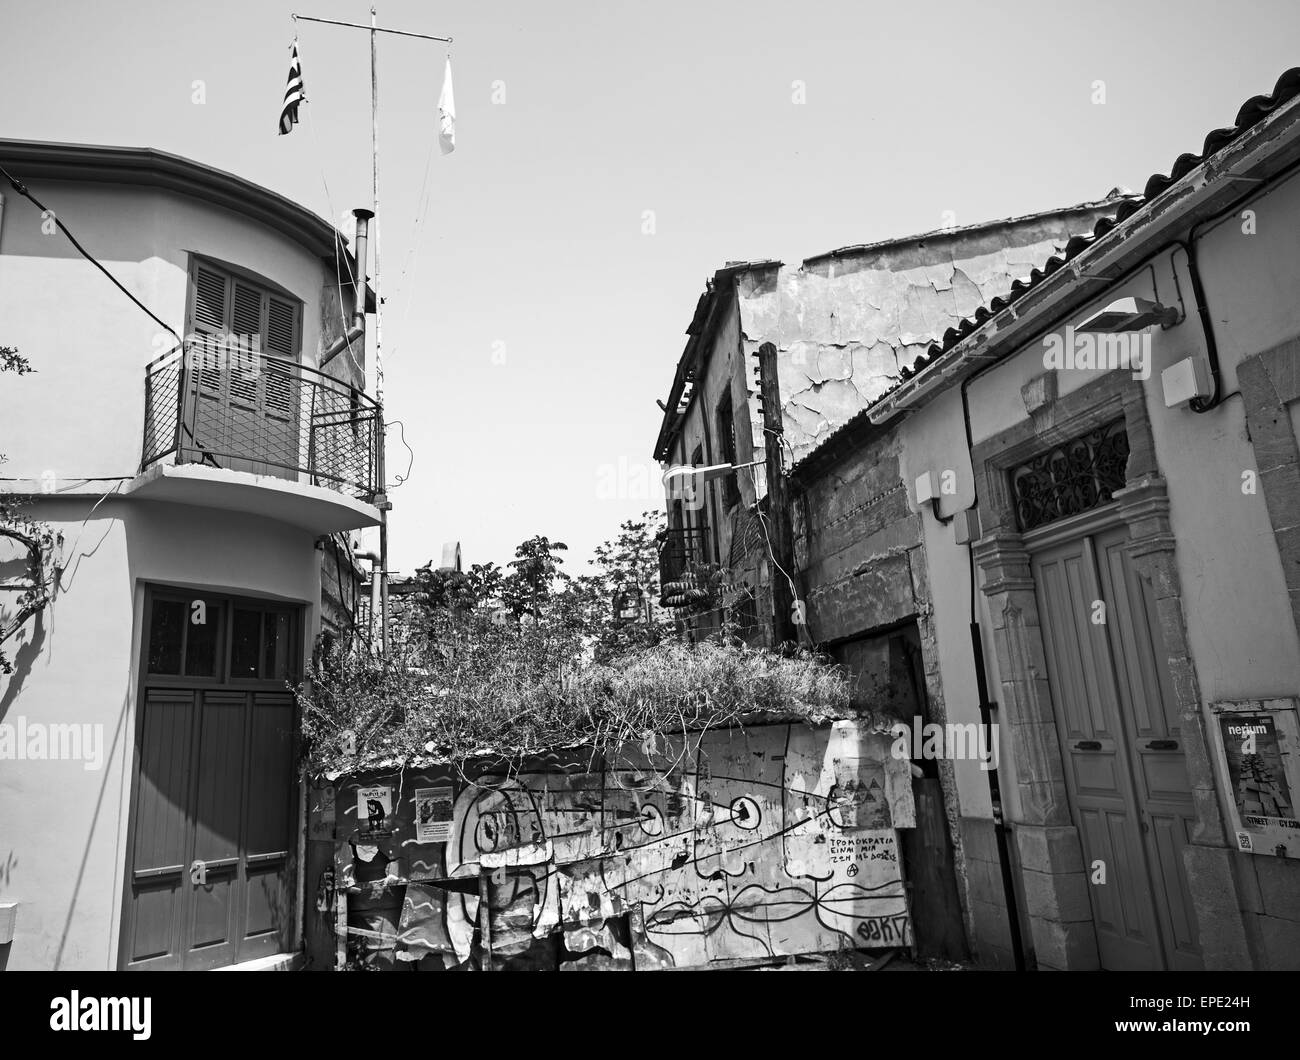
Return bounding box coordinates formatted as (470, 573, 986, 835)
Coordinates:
(1218, 714, 1295, 828)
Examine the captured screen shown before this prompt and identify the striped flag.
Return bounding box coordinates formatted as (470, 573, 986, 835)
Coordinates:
(278, 39, 306, 135)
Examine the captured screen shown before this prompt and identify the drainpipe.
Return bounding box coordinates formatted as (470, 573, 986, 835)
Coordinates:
(354, 547, 381, 644)
(959, 368, 1027, 971)
(320, 209, 373, 371)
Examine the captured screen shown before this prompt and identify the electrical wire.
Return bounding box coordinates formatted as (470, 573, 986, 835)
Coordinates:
(55, 481, 125, 591)
(384, 418, 415, 488)
(386, 133, 439, 361)
(0, 165, 181, 345)
(743, 461, 809, 647)
(300, 46, 366, 383)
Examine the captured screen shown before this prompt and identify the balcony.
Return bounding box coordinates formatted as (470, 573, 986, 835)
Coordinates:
(658, 525, 710, 604)
(129, 343, 382, 534)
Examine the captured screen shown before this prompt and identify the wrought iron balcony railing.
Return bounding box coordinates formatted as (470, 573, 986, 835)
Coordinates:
(141, 343, 380, 502)
(658, 525, 710, 591)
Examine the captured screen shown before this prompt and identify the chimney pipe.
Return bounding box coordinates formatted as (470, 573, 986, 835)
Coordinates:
(350, 208, 373, 331)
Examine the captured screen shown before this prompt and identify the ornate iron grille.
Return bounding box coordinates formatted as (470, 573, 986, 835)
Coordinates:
(1010, 418, 1129, 532)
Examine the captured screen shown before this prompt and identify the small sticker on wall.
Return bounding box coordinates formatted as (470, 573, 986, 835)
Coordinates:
(358, 785, 393, 837)
(414, 786, 454, 843)
(1236, 831, 1254, 852)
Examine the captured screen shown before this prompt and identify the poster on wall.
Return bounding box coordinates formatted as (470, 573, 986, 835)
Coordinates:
(1218, 714, 1295, 827)
(414, 786, 454, 843)
(1209, 699, 1300, 858)
(357, 785, 393, 838)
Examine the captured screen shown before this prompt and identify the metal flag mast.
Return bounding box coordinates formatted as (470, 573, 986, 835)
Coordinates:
(291, 7, 452, 656)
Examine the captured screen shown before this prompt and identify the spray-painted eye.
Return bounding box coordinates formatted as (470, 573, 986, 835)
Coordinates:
(639, 803, 665, 836)
(729, 796, 761, 831)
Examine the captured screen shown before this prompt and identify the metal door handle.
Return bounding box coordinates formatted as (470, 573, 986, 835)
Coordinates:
(1075, 740, 1102, 750)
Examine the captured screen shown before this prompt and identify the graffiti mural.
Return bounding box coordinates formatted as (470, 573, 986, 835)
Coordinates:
(465, 721, 915, 967)
(335, 720, 915, 968)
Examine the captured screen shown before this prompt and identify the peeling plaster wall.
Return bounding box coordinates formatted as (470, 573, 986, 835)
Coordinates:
(735, 209, 1121, 464)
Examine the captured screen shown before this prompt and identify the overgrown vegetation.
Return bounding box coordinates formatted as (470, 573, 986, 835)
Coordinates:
(296, 514, 856, 777)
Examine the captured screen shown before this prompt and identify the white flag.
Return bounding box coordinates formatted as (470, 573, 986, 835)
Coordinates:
(438, 58, 456, 155)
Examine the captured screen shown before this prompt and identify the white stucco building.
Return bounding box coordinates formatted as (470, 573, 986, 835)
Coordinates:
(0, 140, 378, 969)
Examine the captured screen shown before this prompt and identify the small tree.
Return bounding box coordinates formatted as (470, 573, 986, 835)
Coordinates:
(500, 535, 570, 620)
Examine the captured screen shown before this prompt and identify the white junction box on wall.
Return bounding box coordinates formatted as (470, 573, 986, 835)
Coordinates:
(1162, 356, 1212, 407)
(0, 900, 17, 945)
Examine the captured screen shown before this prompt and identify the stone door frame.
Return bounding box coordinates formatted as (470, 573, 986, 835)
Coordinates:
(968, 369, 1250, 969)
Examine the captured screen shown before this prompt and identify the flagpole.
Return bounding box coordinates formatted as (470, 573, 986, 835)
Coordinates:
(290, 8, 452, 658)
(369, 4, 391, 659)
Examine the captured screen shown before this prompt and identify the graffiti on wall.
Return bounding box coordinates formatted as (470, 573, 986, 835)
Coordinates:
(338, 720, 914, 968)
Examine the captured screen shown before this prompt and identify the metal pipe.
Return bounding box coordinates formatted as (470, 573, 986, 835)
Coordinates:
(319, 324, 365, 370)
(370, 5, 391, 659)
(354, 547, 381, 644)
(293, 13, 451, 42)
(350, 209, 372, 332)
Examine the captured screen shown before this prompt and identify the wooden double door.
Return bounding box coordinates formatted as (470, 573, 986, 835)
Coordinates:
(1030, 514, 1201, 970)
(121, 591, 300, 970)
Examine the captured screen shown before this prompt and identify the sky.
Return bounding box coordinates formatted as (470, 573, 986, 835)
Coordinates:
(4, 0, 1300, 579)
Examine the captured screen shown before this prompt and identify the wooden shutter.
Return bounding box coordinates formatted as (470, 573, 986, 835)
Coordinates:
(263, 297, 297, 419)
(191, 264, 229, 396)
(229, 281, 262, 409)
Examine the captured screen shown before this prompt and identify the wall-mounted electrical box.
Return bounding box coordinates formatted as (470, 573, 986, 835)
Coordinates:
(0, 900, 17, 945)
(1162, 356, 1212, 407)
(953, 508, 982, 545)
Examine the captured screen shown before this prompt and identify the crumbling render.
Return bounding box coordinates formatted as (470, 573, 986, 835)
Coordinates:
(735, 211, 1119, 463)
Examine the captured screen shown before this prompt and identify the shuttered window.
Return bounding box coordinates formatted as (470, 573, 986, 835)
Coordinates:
(185, 260, 302, 378)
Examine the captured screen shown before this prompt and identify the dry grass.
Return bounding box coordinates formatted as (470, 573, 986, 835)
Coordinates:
(296, 629, 859, 778)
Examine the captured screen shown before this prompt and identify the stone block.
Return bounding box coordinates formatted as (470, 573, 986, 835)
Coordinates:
(1259, 463, 1300, 534)
(1016, 823, 1085, 875)
(1254, 855, 1300, 922)
(1029, 916, 1099, 971)
(1021, 868, 1094, 923)
(1255, 913, 1300, 970)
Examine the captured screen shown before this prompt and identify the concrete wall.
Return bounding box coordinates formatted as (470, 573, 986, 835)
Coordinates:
(0, 498, 319, 969)
(0, 177, 355, 480)
(321, 722, 916, 970)
(0, 171, 361, 969)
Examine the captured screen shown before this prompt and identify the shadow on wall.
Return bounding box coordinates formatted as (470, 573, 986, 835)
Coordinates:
(0, 611, 47, 720)
(50, 686, 131, 970)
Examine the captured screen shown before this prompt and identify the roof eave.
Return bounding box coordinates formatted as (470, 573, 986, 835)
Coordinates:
(0, 139, 371, 295)
(866, 89, 1300, 425)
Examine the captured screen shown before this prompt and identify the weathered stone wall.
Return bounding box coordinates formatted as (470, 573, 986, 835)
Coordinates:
(736, 205, 1123, 463)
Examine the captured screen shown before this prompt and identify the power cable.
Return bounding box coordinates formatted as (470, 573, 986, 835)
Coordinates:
(0, 165, 181, 344)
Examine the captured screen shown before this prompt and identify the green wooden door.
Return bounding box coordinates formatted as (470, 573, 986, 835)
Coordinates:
(122, 592, 299, 970)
